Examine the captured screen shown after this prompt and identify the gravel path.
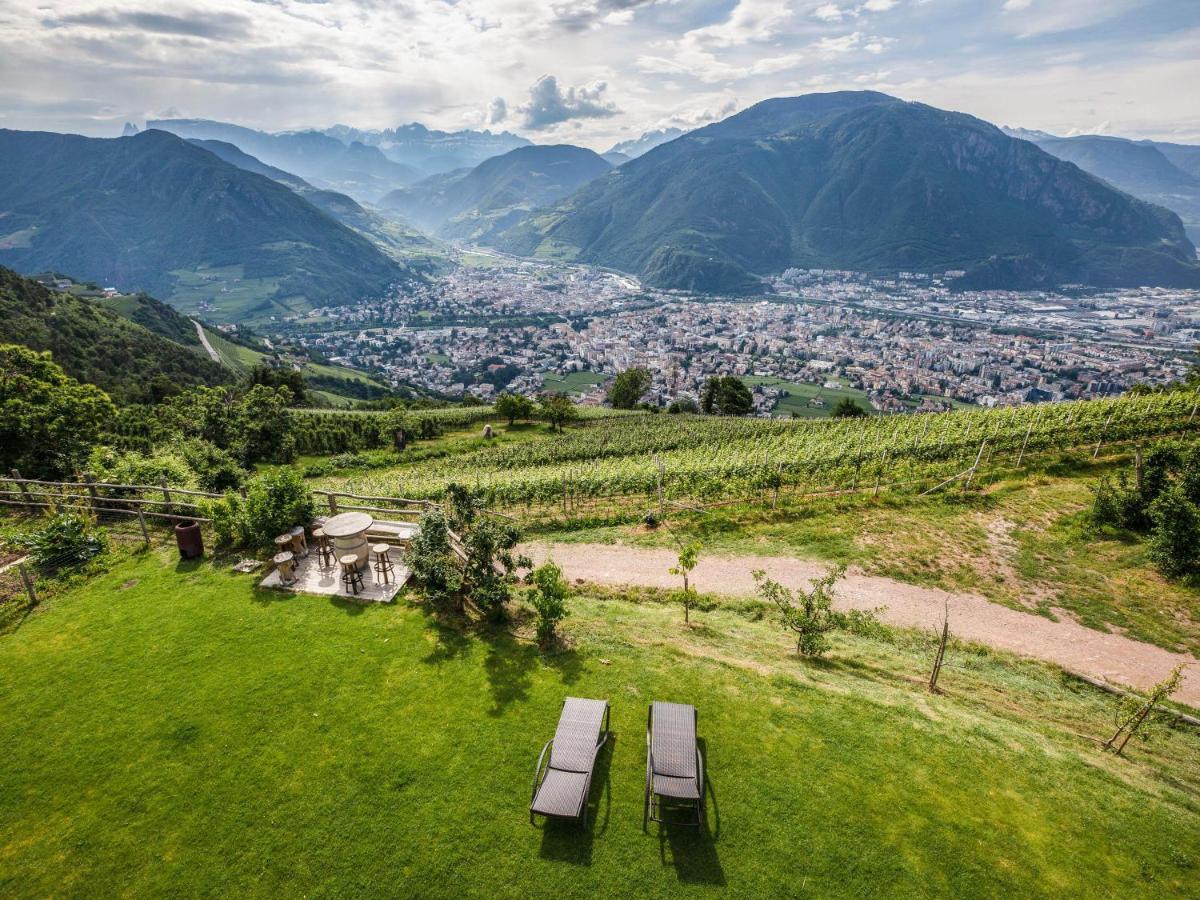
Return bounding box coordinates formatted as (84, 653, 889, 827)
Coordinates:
(523, 541, 1200, 707)
(192, 319, 221, 363)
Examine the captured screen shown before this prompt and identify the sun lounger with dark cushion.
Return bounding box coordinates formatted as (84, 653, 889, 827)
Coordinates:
(644, 701, 704, 828)
(530, 697, 611, 827)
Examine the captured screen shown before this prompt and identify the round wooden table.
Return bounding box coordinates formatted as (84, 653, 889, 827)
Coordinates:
(321, 512, 374, 570)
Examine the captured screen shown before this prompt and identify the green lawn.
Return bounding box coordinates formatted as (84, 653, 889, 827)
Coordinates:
(1, 550, 1198, 896)
(740, 376, 874, 418)
(543, 371, 608, 396)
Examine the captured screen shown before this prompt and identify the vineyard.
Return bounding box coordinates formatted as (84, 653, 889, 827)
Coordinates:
(309, 391, 1200, 516)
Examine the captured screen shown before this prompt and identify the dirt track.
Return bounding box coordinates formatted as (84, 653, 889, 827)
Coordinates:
(523, 541, 1200, 707)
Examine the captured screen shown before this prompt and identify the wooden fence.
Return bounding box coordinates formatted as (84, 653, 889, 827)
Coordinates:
(0, 471, 438, 530)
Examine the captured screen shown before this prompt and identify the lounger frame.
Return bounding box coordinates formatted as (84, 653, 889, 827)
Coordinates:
(530, 698, 611, 828)
(643, 701, 705, 829)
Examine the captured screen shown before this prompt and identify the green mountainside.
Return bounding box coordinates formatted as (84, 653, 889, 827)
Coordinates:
(0, 266, 232, 404)
(190, 137, 450, 273)
(494, 92, 1200, 292)
(1015, 132, 1200, 243)
(0, 129, 412, 324)
(381, 145, 612, 243)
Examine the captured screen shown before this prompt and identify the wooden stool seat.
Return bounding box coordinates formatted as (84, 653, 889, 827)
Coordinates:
(274, 534, 291, 553)
(273, 550, 296, 585)
(371, 543, 396, 584)
(288, 525, 309, 558)
(340, 553, 364, 595)
(313, 527, 334, 567)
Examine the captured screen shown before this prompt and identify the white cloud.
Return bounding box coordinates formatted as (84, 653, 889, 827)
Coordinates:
(516, 74, 619, 130)
(862, 0, 898, 11)
(485, 96, 508, 124)
(813, 4, 848, 21)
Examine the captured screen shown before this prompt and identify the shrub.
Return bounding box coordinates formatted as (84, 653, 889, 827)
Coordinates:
(20, 514, 107, 571)
(1148, 486, 1200, 578)
(177, 439, 246, 493)
(753, 565, 863, 657)
(88, 445, 195, 490)
(529, 561, 569, 644)
(204, 469, 313, 550)
(407, 509, 464, 611)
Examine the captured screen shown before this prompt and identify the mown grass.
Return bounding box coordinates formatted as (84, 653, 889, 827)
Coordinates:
(1, 551, 1198, 897)
(533, 456, 1200, 656)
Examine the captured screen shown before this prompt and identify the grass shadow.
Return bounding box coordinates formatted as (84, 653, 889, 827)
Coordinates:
(535, 732, 616, 866)
(654, 740, 724, 886)
(542, 644, 585, 686)
(484, 628, 536, 715)
(421, 618, 472, 665)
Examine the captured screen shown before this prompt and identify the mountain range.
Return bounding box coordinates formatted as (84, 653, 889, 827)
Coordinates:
(380, 145, 613, 243)
(0, 129, 411, 323)
(147, 119, 422, 202)
(323, 123, 531, 177)
(493, 92, 1200, 292)
(606, 128, 686, 160)
(1003, 129, 1200, 244)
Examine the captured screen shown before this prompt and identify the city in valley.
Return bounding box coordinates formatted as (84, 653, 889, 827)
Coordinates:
(224, 252, 1199, 415)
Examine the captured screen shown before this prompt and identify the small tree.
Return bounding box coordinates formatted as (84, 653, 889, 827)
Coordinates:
(607, 367, 651, 410)
(753, 565, 847, 656)
(669, 543, 700, 623)
(529, 560, 569, 645)
(408, 509, 465, 613)
(495, 392, 534, 426)
(1104, 665, 1186, 755)
(538, 392, 579, 432)
(832, 397, 868, 418)
(239, 468, 315, 550)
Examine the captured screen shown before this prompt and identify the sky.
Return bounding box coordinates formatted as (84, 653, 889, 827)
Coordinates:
(1, 0, 1198, 149)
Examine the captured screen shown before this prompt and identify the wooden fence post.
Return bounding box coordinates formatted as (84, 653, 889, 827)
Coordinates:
(18, 563, 38, 608)
(327, 493, 339, 515)
(137, 507, 150, 546)
(83, 473, 100, 516)
(873, 449, 889, 498)
(10, 469, 32, 512)
(1015, 421, 1033, 467)
(963, 440, 987, 491)
(159, 478, 172, 507)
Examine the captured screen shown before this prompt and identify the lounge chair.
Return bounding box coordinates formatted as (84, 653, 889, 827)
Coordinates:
(530, 697, 611, 827)
(643, 701, 704, 829)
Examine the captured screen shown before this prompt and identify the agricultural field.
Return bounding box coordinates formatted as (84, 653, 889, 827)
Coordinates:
(165, 265, 286, 323)
(741, 375, 874, 418)
(1, 547, 1197, 897)
(543, 371, 609, 396)
(302, 390, 1200, 508)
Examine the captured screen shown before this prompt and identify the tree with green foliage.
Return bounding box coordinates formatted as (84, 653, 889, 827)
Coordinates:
(538, 392, 578, 432)
(495, 392, 534, 425)
(205, 468, 313, 550)
(234, 384, 297, 465)
(607, 367, 651, 409)
(832, 397, 868, 418)
(248, 363, 310, 406)
(529, 560, 569, 645)
(0, 344, 115, 479)
(701, 376, 753, 416)
(667, 396, 700, 414)
(753, 565, 847, 656)
(669, 543, 700, 623)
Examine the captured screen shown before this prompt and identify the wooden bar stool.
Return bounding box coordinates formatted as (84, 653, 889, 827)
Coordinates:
(288, 525, 309, 559)
(340, 554, 364, 596)
(274, 550, 296, 585)
(312, 527, 334, 568)
(371, 543, 395, 584)
(274, 534, 292, 559)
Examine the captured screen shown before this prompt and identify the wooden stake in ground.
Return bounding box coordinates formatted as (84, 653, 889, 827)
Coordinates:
(929, 600, 950, 693)
(137, 507, 150, 546)
(18, 563, 38, 608)
(1103, 665, 1186, 755)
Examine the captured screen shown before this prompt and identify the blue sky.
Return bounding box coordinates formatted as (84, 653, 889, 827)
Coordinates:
(1, 0, 1197, 147)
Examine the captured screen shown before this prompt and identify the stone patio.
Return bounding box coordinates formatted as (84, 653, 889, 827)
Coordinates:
(259, 550, 410, 603)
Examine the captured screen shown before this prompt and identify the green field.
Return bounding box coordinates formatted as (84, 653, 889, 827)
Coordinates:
(741, 376, 873, 418)
(543, 371, 608, 396)
(166, 265, 291, 324)
(1, 548, 1197, 896)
